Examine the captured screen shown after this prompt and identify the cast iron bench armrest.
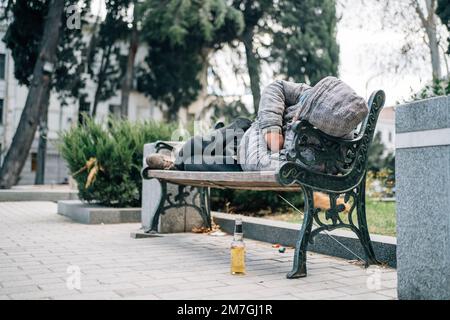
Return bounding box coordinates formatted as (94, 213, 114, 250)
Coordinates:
(277, 90, 386, 193)
(275, 160, 365, 193)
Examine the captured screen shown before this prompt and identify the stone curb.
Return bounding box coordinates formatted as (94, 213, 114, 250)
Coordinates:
(0, 190, 78, 202)
(57, 200, 140, 224)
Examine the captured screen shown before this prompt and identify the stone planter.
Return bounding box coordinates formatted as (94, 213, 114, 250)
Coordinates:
(396, 95, 450, 300)
(57, 200, 140, 224)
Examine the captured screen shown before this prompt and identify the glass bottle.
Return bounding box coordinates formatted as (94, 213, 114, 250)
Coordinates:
(230, 216, 246, 275)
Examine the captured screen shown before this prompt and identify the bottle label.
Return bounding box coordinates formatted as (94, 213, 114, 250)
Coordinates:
(231, 247, 245, 274)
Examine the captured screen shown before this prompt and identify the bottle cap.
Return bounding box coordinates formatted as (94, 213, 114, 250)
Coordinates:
(234, 216, 243, 233)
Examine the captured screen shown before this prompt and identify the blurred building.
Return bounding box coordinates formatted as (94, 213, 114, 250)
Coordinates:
(376, 105, 395, 155)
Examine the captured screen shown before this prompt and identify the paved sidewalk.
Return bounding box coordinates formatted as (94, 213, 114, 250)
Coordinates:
(0, 202, 397, 300)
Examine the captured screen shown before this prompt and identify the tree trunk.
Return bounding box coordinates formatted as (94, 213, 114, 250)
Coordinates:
(426, 24, 442, 80)
(242, 27, 261, 115)
(78, 94, 90, 125)
(72, 13, 101, 123)
(0, 0, 65, 189)
(91, 81, 101, 117)
(413, 0, 442, 80)
(120, 11, 139, 118)
(184, 48, 211, 123)
(35, 89, 50, 185)
(91, 44, 112, 117)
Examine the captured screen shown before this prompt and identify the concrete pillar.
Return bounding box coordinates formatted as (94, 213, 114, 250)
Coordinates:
(141, 142, 205, 233)
(396, 95, 450, 299)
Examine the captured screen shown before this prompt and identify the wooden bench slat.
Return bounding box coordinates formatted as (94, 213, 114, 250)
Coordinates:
(147, 170, 276, 183)
(145, 170, 301, 191)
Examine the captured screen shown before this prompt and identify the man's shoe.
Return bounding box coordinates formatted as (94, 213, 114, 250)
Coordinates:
(146, 153, 175, 170)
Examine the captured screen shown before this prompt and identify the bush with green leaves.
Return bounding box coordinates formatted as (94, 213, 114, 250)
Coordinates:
(59, 117, 176, 207)
(408, 78, 450, 102)
(210, 189, 304, 215)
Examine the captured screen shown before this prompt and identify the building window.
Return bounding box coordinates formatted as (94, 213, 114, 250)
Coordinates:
(109, 104, 120, 115)
(0, 54, 5, 80)
(0, 99, 3, 124)
(31, 152, 37, 172)
(388, 131, 392, 143)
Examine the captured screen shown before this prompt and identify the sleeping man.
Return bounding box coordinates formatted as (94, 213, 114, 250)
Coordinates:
(146, 76, 369, 172)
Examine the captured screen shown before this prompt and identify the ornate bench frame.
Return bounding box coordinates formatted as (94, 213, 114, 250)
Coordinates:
(142, 90, 386, 278)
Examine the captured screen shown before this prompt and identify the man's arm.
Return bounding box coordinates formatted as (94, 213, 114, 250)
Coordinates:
(258, 80, 310, 151)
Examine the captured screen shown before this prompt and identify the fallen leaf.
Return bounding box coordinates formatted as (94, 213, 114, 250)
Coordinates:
(192, 219, 224, 235)
(348, 259, 365, 266)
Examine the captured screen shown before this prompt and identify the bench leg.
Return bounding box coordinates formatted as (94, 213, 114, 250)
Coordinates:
(147, 181, 212, 233)
(198, 187, 212, 229)
(148, 180, 168, 232)
(287, 186, 315, 279)
(354, 183, 379, 266)
(307, 181, 380, 267)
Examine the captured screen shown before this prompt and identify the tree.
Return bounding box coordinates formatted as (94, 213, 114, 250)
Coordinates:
(411, 0, 442, 80)
(366, 130, 395, 172)
(372, 0, 448, 81)
(137, 0, 244, 121)
(367, 131, 386, 172)
(222, 0, 338, 115)
(0, 0, 65, 188)
(3, 1, 90, 101)
(89, 0, 131, 117)
(37, 1, 91, 184)
(120, 1, 139, 118)
(202, 97, 252, 123)
(2, 0, 91, 184)
(268, 0, 339, 85)
(65, 0, 133, 120)
(231, 0, 273, 114)
(437, 0, 450, 54)
(2, 0, 139, 185)
(5, 0, 134, 118)
(404, 0, 450, 102)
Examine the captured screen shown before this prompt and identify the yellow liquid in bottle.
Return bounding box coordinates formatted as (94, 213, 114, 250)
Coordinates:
(231, 246, 246, 275)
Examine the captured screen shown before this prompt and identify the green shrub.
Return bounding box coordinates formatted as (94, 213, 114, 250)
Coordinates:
(211, 189, 304, 215)
(407, 78, 450, 102)
(59, 117, 176, 207)
(366, 168, 395, 198)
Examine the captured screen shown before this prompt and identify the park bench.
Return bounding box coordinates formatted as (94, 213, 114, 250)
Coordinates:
(142, 90, 386, 278)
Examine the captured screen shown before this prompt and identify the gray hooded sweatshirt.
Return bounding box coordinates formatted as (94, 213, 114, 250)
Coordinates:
(238, 76, 368, 171)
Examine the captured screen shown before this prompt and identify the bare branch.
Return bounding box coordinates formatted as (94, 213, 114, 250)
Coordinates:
(427, 0, 436, 21)
(0, 0, 13, 21)
(438, 41, 449, 76)
(412, 0, 428, 28)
